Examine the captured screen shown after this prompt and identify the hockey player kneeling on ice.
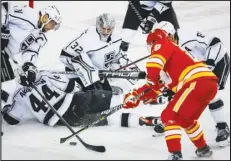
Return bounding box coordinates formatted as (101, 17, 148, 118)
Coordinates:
(1, 2, 61, 103)
(59, 13, 140, 97)
(154, 21, 230, 147)
(1, 71, 163, 133)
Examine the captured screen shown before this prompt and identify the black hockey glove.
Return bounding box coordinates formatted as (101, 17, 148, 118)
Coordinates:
(1, 26, 10, 51)
(205, 59, 216, 71)
(162, 88, 175, 101)
(141, 13, 157, 34)
(19, 62, 37, 86)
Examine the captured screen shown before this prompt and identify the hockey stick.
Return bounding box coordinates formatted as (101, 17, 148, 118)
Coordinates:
(115, 54, 151, 71)
(39, 70, 147, 79)
(60, 88, 152, 144)
(60, 104, 123, 144)
(128, 1, 145, 23)
(11, 58, 106, 152)
(31, 84, 106, 153)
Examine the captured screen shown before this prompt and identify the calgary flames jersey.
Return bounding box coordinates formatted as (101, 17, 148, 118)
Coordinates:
(146, 38, 218, 92)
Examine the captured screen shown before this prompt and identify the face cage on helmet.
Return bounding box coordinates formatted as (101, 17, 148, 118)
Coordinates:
(96, 23, 114, 42)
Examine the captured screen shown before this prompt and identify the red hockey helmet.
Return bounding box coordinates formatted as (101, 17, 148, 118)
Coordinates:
(146, 29, 168, 45)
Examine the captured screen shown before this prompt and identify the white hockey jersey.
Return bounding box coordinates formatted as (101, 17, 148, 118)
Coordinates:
(3, 72, 82, 127)
(60, 26, 122, 87)
(178, 29, 227, 65)
(2, 3, 47, 64)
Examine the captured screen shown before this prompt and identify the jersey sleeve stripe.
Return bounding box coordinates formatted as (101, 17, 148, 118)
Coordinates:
(149, 54, 166, 64)
(146, 62, 163, 69)
(9, 14, 36, 29)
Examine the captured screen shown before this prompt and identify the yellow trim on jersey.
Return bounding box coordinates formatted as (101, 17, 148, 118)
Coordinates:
(186, 122, 200, 134)
(173, 82, 196, 113)
(149, 54, 166, 65)
(164, 125, 181, 131)
(146, 62, 163, 70)
(179, 63, 208, 82)
(171, 64, 216, 93)
(165, 135, 181, 141)
(183, 72, 215, 85)
(191, 131, 204, 141)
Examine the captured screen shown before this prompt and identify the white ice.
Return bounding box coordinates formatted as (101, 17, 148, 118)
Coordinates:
(1, 1, 230, 160)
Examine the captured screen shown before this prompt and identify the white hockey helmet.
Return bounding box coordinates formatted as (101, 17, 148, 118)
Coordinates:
(39, 5, 62, 31)
(96, 13, 116, 42)
(155, 21, 176, 35)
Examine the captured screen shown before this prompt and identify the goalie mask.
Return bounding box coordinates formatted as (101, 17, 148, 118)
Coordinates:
(39, 5, 62, 32)
(96, 13, 116, 42)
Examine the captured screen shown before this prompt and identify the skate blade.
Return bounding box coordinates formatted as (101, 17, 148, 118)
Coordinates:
(217, 137, 230, 147)
(197, 151, 213, 158)
(152, 133, 164, 137)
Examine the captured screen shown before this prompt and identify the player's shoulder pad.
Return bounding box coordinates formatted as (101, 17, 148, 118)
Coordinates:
(10, 3, 38, 29)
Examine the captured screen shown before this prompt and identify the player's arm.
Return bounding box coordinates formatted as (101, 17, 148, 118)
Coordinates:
(123, 40, 172, 108)
(16, 33, 47, 87)
(190, 31, 226, 70)
(204, 36, 227, 70)
(146, 41, 172, 84)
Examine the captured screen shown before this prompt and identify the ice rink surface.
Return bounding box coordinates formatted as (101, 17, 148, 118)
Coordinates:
(1, 1, 230, 160)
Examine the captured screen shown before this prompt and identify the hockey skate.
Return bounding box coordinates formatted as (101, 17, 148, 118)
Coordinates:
(167, 151, 183, 160)
(195, 144, 213, 158)
(216, 122, 230, 147)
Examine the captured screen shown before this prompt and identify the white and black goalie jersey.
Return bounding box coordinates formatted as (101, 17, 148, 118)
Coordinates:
(60, 26, 122, 72)
(2, 3, 47, 64)
(3, 72, 82, 127)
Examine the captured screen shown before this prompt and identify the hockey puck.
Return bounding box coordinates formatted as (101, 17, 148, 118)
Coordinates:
(69, 142, 77, 146)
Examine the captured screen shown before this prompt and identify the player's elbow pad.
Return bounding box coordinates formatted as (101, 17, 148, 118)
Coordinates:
(208, 37, 221, 47)
(206, 37, 227, 62)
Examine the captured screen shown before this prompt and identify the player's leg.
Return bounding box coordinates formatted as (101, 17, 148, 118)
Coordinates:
(121, 1, 150, 53)
(161, 80, 217, 159)
(1, 51, 15, 103)
(57, 89, 112, 126)
(209, 53, 230, 146)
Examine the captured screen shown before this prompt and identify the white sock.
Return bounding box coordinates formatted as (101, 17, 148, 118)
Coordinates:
(107, 112, 141, 127)
(209, 98, 226, 124)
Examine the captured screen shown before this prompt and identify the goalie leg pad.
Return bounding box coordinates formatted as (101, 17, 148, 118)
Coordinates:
(60, 90, 112, 126)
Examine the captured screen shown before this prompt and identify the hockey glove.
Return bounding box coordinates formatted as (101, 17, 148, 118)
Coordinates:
(19, 62, 37, 86)
(205, 59, 216, 71)
(1, 26, 10, 51)
(113, 51, 129, 68)
(123, 82, 161, 108)
(123, 90, 141, 109)
(141, 13, 157, 34)
(156, 88, 175, 104)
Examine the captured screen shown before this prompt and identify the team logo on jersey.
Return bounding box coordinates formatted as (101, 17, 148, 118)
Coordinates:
(104, 51, 115, 68)
(154, 44, 161, 51)
(20, 34, 36, 51)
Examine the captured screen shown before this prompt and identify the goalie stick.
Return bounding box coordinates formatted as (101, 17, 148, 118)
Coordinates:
(39, 70, 147, 79)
